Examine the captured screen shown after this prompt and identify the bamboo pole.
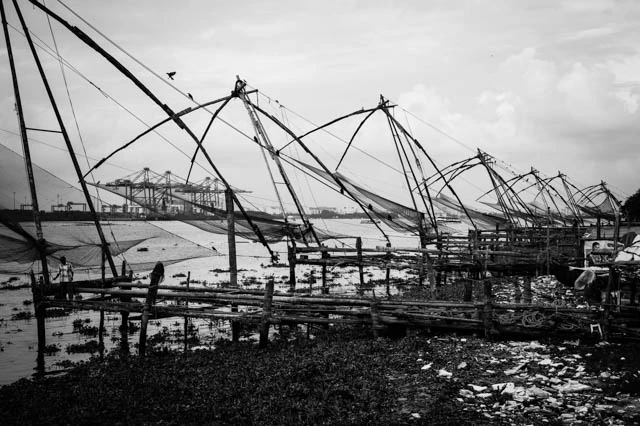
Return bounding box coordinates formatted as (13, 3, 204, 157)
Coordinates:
(259, 276, 275, 348)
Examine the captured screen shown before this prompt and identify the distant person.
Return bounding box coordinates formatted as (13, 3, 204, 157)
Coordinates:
(53, 256, 74, 300)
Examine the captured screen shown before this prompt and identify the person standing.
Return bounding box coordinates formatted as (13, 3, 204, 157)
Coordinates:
(53, 256, 74, 300)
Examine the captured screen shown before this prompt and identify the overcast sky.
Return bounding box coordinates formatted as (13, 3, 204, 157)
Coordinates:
(1, 0, 639, 212)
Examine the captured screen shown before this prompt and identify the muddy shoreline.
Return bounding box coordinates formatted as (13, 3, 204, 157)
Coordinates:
(0, 326, 639, 425)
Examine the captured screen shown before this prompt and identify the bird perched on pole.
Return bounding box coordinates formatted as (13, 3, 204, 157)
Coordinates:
(166, 71, 176, 80)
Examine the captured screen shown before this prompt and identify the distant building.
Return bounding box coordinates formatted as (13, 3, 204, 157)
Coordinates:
(339, 206, 358, 214)
(309, 206, 338, 215)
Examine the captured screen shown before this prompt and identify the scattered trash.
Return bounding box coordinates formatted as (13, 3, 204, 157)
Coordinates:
(438, 369, 452, 378)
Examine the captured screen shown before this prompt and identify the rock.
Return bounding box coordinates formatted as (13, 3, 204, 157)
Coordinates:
(421, 363, 432, 370)
(457, 361, 467, 369)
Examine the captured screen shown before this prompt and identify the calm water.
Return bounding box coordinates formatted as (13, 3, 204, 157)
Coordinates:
(0, 219, 422, 386)
(0, 219, 628, 386)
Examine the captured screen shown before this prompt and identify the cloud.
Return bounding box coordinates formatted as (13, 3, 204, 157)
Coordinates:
(394, 46, 640, 197)
(560, 26, 618, 41)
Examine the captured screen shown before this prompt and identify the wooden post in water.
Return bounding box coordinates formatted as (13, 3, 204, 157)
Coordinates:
(259, 276, 275, 348)
(139, 262, 163, 357)
(184, 271, 190, 351)
(321, 251, 329, 295)
(356, 237, 364, 295)
(120, 261, 130, 332)
(385, 266, 391, 297)
(385, 242, 391, 296)
(288, 243, 296, 292)
(226, 189, 237, 287)
(30, 271, 45, 375)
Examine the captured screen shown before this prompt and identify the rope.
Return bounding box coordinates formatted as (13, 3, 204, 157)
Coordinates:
(56, 0, 257, 147)
(252, 89, 403, 175)
(4, 23, 213, 177)
(520, 310, 545, 327)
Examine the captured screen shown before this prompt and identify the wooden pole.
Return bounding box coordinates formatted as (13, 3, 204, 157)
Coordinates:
(288, 243, 296, 292)
(139, 263, 163, 356)
(514, 278, 522, 304)
(546, 207, 551, 276)
(321, 262, 328, 295)
(30, 271, 45, 375)
(1, 2, 50, 286)
(385, 266, 391, 297)
(226, 189, 237, 287)
(321, 250, 330, 295)
(523, 279, 532, 304)
(356, 237, 364, 295)
(371, 302, 381, 339)
(259, 276, 275, 348)
(99, 251, 106, 357)
(483, 280, 494, 339)
(231, 302, 240, 343)
(12, 0, 118, 276)
(463, 278, 473, 302)
(184, 271, 190, 351)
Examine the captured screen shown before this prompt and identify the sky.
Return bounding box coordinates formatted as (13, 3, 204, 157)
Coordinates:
(0, 0, 639, 213)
